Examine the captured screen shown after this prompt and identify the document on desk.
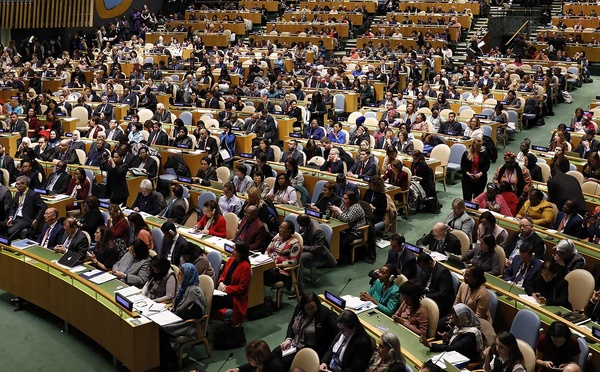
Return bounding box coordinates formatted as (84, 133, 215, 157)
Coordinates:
(148, 310, 183, 326)
(81, 269, 103, 278)
(341, 295, 374, 311)
(429, 251, 448, 261)
(375, 239, 390, 249)
(213, 289, 227, 297)
(281, 346, 297, 357)
(518, 294, 541, 307)
(51, 194, 71, 200)
(89, 272, 117, 284)
(205, 236, 234, 249)
(249, 253, 274, 265)
(115, 286, 142, 298)
(432, 351, 469, 369)
(11, 239, 38, 250)
(180, 227, 204, 237)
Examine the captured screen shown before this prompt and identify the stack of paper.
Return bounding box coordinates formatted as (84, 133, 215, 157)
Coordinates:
(147, 311, 183, 326)
(90, 272, 116, 284)
(213, 289, 227, 297)
(376, 239, 390, 249)
(115, 286, 141, 297)
(249, 253, 274, 265)
(518, 294, 541, 307)
(429, 251, 448, 261)
(11, 239, 37, 250)
(341, 295, 373, 311)
(432, 351, 470, 369)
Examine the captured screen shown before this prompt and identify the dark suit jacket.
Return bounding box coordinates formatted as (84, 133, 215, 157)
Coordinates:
(418, 262, 454, 316)
(37, 222, 65, 249)
(163, 198, 187, 224)
(195, 167, 218, 187)
(335, 182, 359, 198)
(385, 247, 418, 280)
(105, 127, 124, 141)
(102, 163, 129, 204)
(0, 154, 16, 183)
(348, 159, 377, 179)
(11, 189, 46, 225)
(160, 234, 187, 265)
(321, 331, 373, 372)
(45, 171, 72, 194)
(438, 121, 463, 135)
(86, 145, 108, 166)
(131, 156, 158, 178)
(503, 232, 546, 261)
(256, 101, 275, 113)
(375, 136, 398, 150)
(50, 148, 80, 164)
(416, 231, 462, 255)
(197, 136, 218, 159)
(554, 212, 584, 239)
(80, 209, 105, 236)
(131, 191, 164, 215)
(148, 130, 169, 146)
(547, 171, 587, 214)
(503, 255, 542, 289)
(60, 229, 89, 258)
(151, 111, 172, 124)
(205, 97, 220, 109)
(93, 103, 114, 120)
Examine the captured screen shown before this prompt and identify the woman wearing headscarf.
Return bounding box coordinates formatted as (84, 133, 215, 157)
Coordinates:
(160, 263, 207, 369)
(420, 303, 485, 364)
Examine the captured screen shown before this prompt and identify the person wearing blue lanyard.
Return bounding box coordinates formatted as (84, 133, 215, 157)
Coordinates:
(320, 310, 373, 372)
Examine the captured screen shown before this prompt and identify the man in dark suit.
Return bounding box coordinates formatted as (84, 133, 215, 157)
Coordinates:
(504, 217, 546, 265)
(322, 138, 355, 169)
(0, 143, 16, 184)
(347, 150, 377, 180)
(159, 221, 187, 265)
(375, 129, 397, 151)
(416, 222, 462, 255)
(280, 140, 304, 166)
(8, 113, 27, 139)
(574, 133, 599, 159)
(151, 103, 172, 124)
(234, 205, 269, 252)
(0, 183, 12, 223)
(120, 87, 138, 109)
(334, 174, 359, 198)
(231, 61, 245, 77)
(57, 95, 72, 116)
(86, 136, 110, 166)
(502, 243, 542, 289)
(39, 64, 54, 78)
(159, 184, 187, 224)
(93, 96, 114, 120)
(105, 119, 124, 141)
(242, 113, 265, 135)
(438, 112, 463, 135)
(256, 95, 275, 113)
(37, 208, 65, 250)
(548, 166, 587, 215)
(417, 253, 454, 317)
(554, 200, 585, 238)
(0, 175, 47, 238)
(53, 217, 89, 258)
(45, 161, 72, 195)
(148, 121, 169, 146)
(131, 146, 158, 179)
(304, 69, 320, 88)
(384, 233, 418, 280)
(196, 128, 218, 160)
(217, 104, 234, 126)
(204, 91, 220, 109)
(50, 140, 80, 164)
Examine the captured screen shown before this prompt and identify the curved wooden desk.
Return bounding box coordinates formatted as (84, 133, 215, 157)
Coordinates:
(0, 243, 159, 371)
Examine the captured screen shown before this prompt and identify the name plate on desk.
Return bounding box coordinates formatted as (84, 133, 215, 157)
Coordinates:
(531, 145, 548, 152)
(324, 290, 346, 311)
(176, 143, 191, 149)
(474, 114, 487, 119)
(404, 242, 423, 255)
(289, 132, 302, 138)
(464, 201, 479, 210)
(34, 188, 48, 195)
(239, 152, 253, 159)
(0, 236, 11, 246)
(177, 176, 192, 183)
(99, 202, 110, 209)
(115, 292, 134, 312)
(232, 126, 242, 131)
(224, 242, 235, 254)
(305, 208, 322, 219)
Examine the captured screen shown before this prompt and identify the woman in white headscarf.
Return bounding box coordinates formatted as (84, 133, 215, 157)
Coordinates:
(420, 303, 485, 364)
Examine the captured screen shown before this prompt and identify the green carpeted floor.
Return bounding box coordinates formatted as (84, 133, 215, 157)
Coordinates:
(0, 78, 596, 371)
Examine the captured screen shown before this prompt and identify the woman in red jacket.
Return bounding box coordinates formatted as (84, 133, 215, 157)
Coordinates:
(194, 200, 227, 238)
(108, 204, 130, 245)
(65, 167, 90, 211)
(213, 241, 252, 325)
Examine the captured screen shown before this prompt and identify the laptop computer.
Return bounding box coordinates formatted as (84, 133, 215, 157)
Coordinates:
(58, 250, 82, 268)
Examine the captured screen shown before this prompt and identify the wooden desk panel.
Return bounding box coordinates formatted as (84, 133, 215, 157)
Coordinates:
(561, 3, 600, 15)
(266, 23, 349, 38)
(393, 1, 480, 15)
(185, 10, 262, 23)
(299, 1, 377, 13)
(356, 37, 448, 49)
(253, 35, 336, 50)
(385, 13, 472, 29)
(165, 20, 247, 35)
(283, 12, 364, 25)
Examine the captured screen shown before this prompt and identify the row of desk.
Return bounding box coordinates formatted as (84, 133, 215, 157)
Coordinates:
(266, 23, 350, 38)
(164, 20, 248, 35)
(385, 13, 473, 29)
(282, 11, 364, 25)
(144, 32, 230, 47)
(185, 10, 262, 23)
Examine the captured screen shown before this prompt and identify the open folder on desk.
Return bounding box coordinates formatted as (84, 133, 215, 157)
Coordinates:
(341, 295, 374, 311)
(147, 311, 183, 326)
(431, 351, 469, 369)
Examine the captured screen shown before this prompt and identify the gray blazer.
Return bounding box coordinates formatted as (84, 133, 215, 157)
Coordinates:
(112, 252, 151, 288)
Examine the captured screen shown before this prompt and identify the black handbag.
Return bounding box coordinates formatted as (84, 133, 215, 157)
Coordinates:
(213, 323, 246, 350)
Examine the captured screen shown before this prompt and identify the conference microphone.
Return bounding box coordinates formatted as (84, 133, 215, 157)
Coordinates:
(215, 352, 234, 372)
(338, 278, 352, 296)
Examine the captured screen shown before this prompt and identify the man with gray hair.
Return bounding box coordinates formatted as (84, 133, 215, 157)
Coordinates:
(552, 239, 585, 276)
(151, 103, 172, 123)
(131, 179, 165, 215)
(0, 175, 46, 238)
